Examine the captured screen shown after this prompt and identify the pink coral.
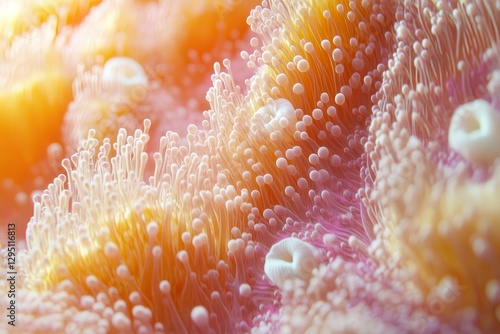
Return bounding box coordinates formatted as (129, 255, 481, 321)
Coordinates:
(364, 0, 500, 332)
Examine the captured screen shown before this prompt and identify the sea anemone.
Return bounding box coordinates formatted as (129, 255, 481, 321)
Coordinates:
(2, 0, 500, 333)
(0, 0, 258, 240)
(364, 0, 500, 332)
(238, 0, 397, 328)
(14, 120, 270, 332)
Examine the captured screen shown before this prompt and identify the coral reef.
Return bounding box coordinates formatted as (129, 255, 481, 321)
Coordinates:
(1, 0, 500, 333)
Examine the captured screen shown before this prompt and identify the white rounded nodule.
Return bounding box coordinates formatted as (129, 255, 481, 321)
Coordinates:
(448, 99, 500, 165)
(251, 98, 296, 135)
(264, 237, 319, 289)
(191, 305, 209, 329)
(101, 57, 148, 94)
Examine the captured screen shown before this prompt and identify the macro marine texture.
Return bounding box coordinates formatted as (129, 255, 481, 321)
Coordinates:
(1, 0, 500, 333)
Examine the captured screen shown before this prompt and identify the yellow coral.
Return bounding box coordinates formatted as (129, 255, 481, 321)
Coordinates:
(388, 167, 500, 330)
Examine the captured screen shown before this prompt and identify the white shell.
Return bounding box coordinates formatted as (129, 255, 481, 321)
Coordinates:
(101, 57, 148, 94)
(251, 98, 296, 135)
(448, 99, 500, 165)
(264, 238, 319, 289)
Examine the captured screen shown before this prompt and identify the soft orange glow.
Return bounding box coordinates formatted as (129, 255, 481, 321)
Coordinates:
(0, 0, 102, 42)
(0, 20, 72, 182)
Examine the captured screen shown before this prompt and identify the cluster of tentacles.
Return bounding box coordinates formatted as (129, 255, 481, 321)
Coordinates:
(1, 0, 500, 333)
